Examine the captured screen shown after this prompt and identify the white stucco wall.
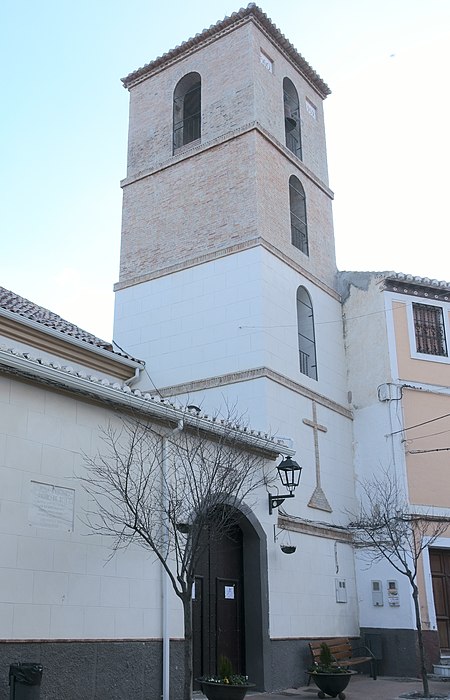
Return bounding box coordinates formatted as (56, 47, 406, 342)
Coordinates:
(115, 248, 359, 639)
(0, 374, 177, 640)
(114, 248, 347, 405)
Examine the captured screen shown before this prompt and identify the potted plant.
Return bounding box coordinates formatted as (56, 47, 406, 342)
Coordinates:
(197, 655, 255, 700)
(308, 642, 355, 699)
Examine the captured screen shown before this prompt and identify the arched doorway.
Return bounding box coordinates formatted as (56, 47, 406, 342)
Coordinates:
(193, 506, 269, 689)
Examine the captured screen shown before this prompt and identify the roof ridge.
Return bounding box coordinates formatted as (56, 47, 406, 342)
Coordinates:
(122, 4, 330, 97)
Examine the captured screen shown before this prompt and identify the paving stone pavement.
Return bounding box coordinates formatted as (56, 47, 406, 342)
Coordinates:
(195, 675, 450, 700)
(240, 674, 450, 700)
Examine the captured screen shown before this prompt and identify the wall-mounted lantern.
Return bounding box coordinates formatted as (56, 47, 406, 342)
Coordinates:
(268, 456, 302, 514)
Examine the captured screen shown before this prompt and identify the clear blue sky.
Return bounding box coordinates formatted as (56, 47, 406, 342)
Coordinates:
(2, 1, 449, 341)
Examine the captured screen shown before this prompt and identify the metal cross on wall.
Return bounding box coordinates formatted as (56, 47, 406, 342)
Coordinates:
(303, 401, 332, 512)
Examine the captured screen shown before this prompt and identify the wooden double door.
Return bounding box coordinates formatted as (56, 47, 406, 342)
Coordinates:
(430, 548, 450, 652)
(193, 522, 245, 683)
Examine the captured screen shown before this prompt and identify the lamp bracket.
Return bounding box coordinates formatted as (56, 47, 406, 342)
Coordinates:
(269, 492, 294, 515)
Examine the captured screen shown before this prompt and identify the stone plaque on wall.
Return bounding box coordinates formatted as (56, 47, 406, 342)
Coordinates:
(29, 481, 75, 532)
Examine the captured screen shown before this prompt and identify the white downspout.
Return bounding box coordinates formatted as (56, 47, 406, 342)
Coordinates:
(162, 436, 170, 700)
(162, 419, 184, 700)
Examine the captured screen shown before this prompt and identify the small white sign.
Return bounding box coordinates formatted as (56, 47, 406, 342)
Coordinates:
(224, 585, 235, 600)
(29, 481, 75, 532)
(260, 51, 273, 73)
(305, 98, 317, 120)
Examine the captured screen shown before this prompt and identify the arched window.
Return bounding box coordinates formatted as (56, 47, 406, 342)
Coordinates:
(283, 78, 302, 159)
(173, 72, 201, 151)
(289, 175, 308, 255)
(297, 286, 317, 380)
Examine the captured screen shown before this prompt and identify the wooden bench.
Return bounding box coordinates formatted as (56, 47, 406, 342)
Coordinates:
(309, 637, 377, 680)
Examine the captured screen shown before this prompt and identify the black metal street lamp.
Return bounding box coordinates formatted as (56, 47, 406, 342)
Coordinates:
(269, 456, 302, 514)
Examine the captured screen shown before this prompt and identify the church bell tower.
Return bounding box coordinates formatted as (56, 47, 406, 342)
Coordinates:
(114, 4, 342, 404)
(114, 3, 359, 685)
(114, 0, 353, 557)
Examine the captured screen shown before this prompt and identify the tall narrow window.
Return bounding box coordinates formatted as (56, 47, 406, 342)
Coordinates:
(413, 303, 448, 356)
(297, 286, 317, 379)
(173, 72, 201, 151)
(289, 175, 308, 255)
(283, 78, 302, 159)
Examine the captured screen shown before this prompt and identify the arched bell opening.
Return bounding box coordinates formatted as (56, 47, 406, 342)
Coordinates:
(283, 77, 302, 159)
(173, 72, 201, 151)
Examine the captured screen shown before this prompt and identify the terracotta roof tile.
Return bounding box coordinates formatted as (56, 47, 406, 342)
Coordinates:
(122, 3, 331, 98)
(0, 285, 114, 352)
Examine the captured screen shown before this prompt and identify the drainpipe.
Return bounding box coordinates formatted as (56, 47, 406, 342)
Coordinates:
(124, 363, 143, 386)
(162, 419, 184, 700)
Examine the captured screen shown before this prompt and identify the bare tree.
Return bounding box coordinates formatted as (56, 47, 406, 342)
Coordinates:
(81, 412, 276, 700)
(348, 469, 450, 698)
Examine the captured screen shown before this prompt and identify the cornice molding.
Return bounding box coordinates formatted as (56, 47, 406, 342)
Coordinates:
(157, 366, 353, 420)
(384, 278, 450, 301)
(278, 514, 352, 543)
(114, 236, 340, 302)
(120, 122, 333, 199)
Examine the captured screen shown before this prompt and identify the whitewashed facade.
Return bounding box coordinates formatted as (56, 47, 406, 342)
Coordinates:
(0, 289, 290, 699)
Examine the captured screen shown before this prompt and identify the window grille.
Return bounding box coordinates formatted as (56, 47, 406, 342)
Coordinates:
(297, 287, 317, 380)
(413, 303, 448, 356)
(283, 78, 302, 160)
(173, 74, 201, 151)
(289, 176, 308, 255)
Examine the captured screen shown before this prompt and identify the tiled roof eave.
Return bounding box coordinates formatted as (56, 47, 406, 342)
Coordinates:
(339, 270, 450, 296)
(0, 305, 143, 369)
(121, 4, 330, 98)
(384, 271, 450, 292)
(0, 285, 143, 366)
(0, 344, 293, 459)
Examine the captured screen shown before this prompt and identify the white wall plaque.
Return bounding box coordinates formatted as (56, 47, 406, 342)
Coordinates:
(29, 481, 75, 532)
(224, 585, 235, 600)
(305, 98, 317, 120)
(260, 50, 273, 73)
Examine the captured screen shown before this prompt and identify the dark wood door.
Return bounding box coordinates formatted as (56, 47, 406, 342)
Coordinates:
(430, 549, 450, 651)
(193, 522, 245, 684)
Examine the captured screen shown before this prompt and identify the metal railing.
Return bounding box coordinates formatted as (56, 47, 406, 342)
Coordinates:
(291, 217, 308, 255)
(173, 112, 201, 150)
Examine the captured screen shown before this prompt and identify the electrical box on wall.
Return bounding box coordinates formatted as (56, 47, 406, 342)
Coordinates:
(387, 580, 400, 606)
(335, 578, 347, 603)
(371, 580, 383, 606)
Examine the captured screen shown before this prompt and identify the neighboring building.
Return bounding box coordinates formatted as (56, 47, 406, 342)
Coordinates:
(340, 271, 450, 674)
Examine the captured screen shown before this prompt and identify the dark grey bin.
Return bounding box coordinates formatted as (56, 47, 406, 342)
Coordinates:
(9, 663, 43, 700)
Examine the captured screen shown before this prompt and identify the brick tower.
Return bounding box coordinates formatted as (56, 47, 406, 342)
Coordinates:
(114, 6, 358, 679)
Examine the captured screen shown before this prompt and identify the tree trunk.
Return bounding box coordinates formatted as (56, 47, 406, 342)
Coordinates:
(411, 579, 430, 698)
(183, 594, 193, 700)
